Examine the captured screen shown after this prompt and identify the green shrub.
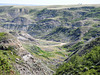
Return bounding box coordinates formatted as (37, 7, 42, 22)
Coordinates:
(0, 56, 12, 74)
(54, 46, 100, 75)
(0, 32, 7, 41)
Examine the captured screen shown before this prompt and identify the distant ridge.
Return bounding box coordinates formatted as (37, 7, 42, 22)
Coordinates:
(0, 3, 41, 6)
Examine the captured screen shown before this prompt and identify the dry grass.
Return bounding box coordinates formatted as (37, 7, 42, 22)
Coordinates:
(0, 4, 99, 10)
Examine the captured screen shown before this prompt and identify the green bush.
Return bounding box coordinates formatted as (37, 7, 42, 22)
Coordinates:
(0, 32, 7, 41)
(0, 56, 12, 74)
(54, 46, 100, 75)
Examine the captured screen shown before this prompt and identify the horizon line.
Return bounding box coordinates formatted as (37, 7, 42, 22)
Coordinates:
(0, 3, 100, 6)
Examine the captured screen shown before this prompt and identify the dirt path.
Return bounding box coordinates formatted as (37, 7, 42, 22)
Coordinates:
(52, 43, 66, 47)
(36, 39, 67, 52)
(37, 40, 67, 48)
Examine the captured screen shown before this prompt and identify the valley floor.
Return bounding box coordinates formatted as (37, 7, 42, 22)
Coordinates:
(21, 37, 70, 70)
(0, 30, 70, 72)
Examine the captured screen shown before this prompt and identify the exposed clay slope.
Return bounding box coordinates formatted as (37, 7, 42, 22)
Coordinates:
(0, 31, 53, 75)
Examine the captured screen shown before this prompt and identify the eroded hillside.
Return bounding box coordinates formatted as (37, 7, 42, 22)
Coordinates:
(0, 5, 100, 42)
(0, 5, 100, 75)
(0, 31, 53, 75)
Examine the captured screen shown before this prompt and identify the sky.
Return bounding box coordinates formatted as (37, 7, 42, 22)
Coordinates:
(0, 0, 100, 5)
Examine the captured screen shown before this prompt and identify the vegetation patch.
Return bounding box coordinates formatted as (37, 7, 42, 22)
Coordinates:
(0, 32, 7, 42)
(83, 27, 100, 41)
(54, 46, 100, 75)
(0, 45, 20, 75)
(23, 44, 55, 59)
(55, 51, 65, 57)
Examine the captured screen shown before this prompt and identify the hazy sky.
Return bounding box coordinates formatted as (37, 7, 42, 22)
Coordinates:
(0, 0, 100, 5)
